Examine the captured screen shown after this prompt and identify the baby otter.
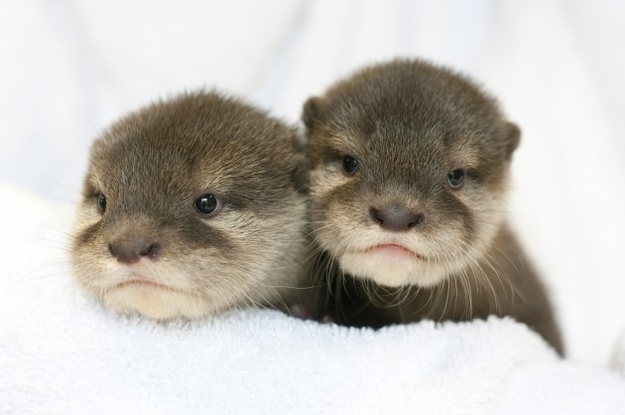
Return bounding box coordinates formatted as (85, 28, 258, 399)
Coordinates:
(303, 59, 563, 354)
(71, 90, 308, 321)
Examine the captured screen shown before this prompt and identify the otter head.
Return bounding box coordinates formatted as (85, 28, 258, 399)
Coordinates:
(71, 91, 308, 320)
(303, 59, 520, 288)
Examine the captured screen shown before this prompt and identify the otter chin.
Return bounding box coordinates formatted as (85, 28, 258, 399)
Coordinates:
(303, 58, 563, 354)
(341, 250, 439, 289)
(71, 90, 309, 321)
(89, 257, 240, 320)
(335, 238, 454, 288)
(104, 283, 212, 321)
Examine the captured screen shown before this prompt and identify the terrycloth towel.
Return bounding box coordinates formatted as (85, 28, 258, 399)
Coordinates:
(1, 185, 624, 415)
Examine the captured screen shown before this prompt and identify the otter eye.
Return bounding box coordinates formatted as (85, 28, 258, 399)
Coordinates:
(342, 155, 359, 176)
(97, 194, 107, 213)
(195, 194, 220, 216)
(447, 169, 465, 189)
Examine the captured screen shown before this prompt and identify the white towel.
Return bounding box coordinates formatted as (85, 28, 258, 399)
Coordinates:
(1, 185, 624, 415)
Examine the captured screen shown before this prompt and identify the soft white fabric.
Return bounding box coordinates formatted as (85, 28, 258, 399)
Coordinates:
(2, 185, 625, 414)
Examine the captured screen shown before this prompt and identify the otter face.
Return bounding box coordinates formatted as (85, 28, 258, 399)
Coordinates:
(71, 91, 308, 320)
(304, 59, 520, 288)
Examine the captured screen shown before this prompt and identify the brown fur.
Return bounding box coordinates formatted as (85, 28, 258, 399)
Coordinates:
(302, 58, 563, 355)
(71, 90, 309, 321)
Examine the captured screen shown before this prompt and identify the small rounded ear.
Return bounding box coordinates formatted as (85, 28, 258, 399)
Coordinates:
(302, 97, 323, 130)
(502, 121, 521, 159)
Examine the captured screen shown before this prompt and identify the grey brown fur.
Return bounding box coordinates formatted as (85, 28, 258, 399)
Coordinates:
(302, 59, 563, 354)
(71, 90, 309, 321)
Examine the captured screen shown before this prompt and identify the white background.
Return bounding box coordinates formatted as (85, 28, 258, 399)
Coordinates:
(1, 0, 623, 364)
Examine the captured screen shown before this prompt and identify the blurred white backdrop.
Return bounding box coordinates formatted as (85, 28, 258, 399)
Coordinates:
(1, 0, 623, 364)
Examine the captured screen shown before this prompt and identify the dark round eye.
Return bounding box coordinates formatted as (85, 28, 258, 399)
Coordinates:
(447, 169, 465, 189)
(97, 194, 107, 213)
(194, 194, 220, 216)
(342, 155, 359, 176)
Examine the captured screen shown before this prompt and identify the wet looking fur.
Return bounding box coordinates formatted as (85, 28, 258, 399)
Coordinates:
(302, 59, 563, 355)
(70, 91, 309, 321)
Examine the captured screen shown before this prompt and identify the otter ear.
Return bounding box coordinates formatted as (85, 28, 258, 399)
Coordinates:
(502, 121, 521, 159)
(302, 97, 324, 130)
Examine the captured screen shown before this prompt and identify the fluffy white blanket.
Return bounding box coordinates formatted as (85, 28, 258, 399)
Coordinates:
(2, 185, 625, 414)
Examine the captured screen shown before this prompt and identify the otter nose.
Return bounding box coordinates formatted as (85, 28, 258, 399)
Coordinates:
(108, 238, 162, 264)
(369, 205, 426, 232)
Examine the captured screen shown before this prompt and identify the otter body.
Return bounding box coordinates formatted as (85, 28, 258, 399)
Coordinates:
(303, 59, 562, 354)
(71, 91, 308, 321)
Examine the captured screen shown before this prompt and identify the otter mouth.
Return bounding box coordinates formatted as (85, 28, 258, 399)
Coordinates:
(364, 244, 422, 259)
(115, 279, 181, 293)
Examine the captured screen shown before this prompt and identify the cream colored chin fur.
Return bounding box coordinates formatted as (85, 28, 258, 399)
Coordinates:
(103, 285, 222, 320)
(339, 252, 447, 288)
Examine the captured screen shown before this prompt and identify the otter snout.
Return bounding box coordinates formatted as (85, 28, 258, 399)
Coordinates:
(108, 236, 162, 264)
(369, 204, 426, 232)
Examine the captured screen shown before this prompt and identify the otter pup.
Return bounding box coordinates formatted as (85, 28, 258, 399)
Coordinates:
(71, 91, 308, 321)
(302, 59, 563, 354)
